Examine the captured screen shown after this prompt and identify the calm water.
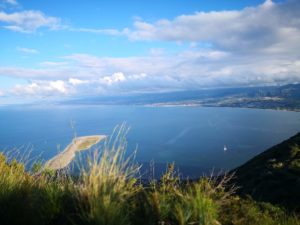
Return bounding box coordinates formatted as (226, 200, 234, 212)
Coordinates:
(0, 105, 300, 178)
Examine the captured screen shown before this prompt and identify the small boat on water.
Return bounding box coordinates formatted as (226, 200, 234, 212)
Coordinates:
(224, 145, 228, 151)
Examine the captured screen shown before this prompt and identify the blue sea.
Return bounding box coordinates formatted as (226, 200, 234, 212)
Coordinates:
(0, 105, 300, 178)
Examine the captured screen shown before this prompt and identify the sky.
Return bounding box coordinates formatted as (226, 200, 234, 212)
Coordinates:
(0, 0, 299, 104)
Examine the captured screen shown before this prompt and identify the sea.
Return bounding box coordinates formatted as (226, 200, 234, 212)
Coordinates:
(0, 105, 300, 178)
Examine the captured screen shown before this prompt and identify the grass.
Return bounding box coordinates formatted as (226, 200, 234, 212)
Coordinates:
(0, 125, 299, 225)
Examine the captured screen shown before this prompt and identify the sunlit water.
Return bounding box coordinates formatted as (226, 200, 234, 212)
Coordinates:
(0, 105, 300, 178)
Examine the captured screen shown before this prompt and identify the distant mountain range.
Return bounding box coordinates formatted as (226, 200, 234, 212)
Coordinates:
(231, 132, 300, 211)
(63, 83, 300, 111)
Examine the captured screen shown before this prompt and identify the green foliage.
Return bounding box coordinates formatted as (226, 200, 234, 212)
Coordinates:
(290, 145, 300, 158)
(31, 160, 43, 173)
(219, 196, 300, 225)
(0, 152, 76, 225)
(289, 145, 300, 171)
(232, 133, 300, 211)
(133, 164, 222, 225)
(0, 130, 300, 225)
(75, 124, 141, 225)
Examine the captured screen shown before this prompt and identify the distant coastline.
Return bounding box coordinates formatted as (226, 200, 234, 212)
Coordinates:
(144, 102, 300, 112)
(57, 83, 300, 112)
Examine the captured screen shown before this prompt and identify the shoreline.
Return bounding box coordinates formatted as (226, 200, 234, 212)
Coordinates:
(1, 103, 299, 113)
(144, 103, 300, 112)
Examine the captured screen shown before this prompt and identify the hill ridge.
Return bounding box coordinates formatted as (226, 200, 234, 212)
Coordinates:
(232, 132, 300, 211)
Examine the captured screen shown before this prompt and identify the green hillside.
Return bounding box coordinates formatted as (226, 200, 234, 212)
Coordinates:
(232, 133, 300, 211)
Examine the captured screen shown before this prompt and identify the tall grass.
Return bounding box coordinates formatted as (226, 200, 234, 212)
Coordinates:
(0, 125, 299, 225)
(75, 124, 141, 225)
(143, 164, 220, 225)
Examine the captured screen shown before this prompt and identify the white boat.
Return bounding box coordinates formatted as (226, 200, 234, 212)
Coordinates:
(224, 145, 228, 151)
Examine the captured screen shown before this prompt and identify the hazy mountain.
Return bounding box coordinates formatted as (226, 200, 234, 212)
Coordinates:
(62, 83, 300, 111)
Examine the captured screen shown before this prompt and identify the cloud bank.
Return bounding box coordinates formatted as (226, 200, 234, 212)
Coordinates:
(0, 10, 61, 32)
(126, 0, 300, 54)
(0, 0, 299, 98)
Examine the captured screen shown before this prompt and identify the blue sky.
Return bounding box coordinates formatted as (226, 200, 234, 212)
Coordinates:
(0, 0, 299, 104)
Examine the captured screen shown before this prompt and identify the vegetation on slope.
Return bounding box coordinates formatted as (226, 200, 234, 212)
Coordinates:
(232, 133, 300, 212)
(0, 126, 299, 225)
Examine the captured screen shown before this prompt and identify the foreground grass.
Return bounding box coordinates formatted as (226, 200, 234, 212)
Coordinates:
(0, 127, 299, 225)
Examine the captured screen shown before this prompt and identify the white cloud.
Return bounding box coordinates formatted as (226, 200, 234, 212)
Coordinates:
(2, 47, 300, 97)
(102, 72, 126, 85)
(12, 80, 70, 96)
(125, 0, 300, 54)
(68, 78, 88, 86)
(40, 61, 69, 67)
(1, 0, 300, 98)
(0, 10, 62, 33)
(0, 89, 4, 96)
(17, 47, 39, 54)
(3, 0, 18, 5)
(68, 27, 125, 36)
(0, 66, 70, 79)
(49, 80, 68, 94)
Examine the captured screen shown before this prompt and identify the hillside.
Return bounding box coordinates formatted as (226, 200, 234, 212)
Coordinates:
(62, 83, 300, 111)
(232, 133, 300, 211)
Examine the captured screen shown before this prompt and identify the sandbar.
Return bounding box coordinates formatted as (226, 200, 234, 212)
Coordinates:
(44, 135, 106, 170)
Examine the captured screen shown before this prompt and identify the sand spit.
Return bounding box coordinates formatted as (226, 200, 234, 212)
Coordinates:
(44, 135, 106, 170)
